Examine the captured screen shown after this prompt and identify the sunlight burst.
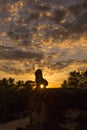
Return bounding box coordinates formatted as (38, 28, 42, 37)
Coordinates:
(40, 84, 44, 89)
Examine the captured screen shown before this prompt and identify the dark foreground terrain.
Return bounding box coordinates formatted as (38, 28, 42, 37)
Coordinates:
(44, 88, 87, 130)
(0, 88, 87, 130)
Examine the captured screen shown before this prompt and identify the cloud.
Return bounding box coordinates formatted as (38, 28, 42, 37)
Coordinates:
(6, 0, 87, 46)
(1, 0, 87, 46)
(0, 47, 44, 61)
(71, 11, 87, 32)
(7, 24, 33, 47)
(82, 0, 87, 9)
(58, 11, 87, 41)
(77, 11, 87, 28)
(51, 8, 66, 23)
(0, 63, 23, 75)
(0, 57, 43, 75)
(35, 3, 51, 11)
(30, 3, 51, 19)
(0, 0, 87, 87)
(51, 59, 76, 71)
(0, 45, 12, 50)
(49, 59, 87, 73)
(68, 4, 83, 16)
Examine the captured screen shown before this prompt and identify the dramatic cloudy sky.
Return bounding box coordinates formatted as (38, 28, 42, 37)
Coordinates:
(0, 0, 87, 87)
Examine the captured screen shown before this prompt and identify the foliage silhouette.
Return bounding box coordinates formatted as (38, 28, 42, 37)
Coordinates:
(0, 77, 35, 116)
(61, 70, 87, 88)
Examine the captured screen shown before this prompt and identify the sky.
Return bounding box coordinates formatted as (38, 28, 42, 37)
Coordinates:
(0, 0, 87, 88)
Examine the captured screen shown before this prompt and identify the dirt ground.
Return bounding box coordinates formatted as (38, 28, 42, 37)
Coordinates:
(0, 117, 29, 130)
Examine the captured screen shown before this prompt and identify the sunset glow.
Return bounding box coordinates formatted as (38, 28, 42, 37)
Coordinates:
(40, 84, 44, 89)
(0, 0, 87, 88)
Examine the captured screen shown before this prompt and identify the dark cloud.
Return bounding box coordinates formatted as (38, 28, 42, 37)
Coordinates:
(29, 11, 40, 20)
(4, 0, 18, 4)
(52, 61, 69, 70)
(0, 3, 10, 20)
(0, 64, 23, 75)
(50, 28, 66, 41)
(71, 11, 87, 31)
(16, 2, 51, 22)
(7, 24, 31, 39)
(0, 10, 9, 19)
(51, 59, 80, 71)
(51, 8, 66, 23)
(7, 23, 33, 46)
(70, 12, 87, 34)
(56, 11, 87, 41)
(0, 49, 44, 61)
(82, 0, 87, 9)
(0, 45, 12, 50)
(6, 1, 66, 44)
(35, 3, 51, 11)
(37, 11, 87, 42)
(68, 0, 87, 16)
(68, 4, 83, 16)
(77, 11, 87, 26)
(30, 3, 51, 19)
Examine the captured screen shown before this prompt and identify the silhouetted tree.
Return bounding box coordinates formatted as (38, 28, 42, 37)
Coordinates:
(24, 80, 35, 90)
(16, 80, 24, 89)
(84, 71, 87, 77)
(61, 70, 87, 88)
(0, 77, 35, 115)
(8, 77, 14, 85)
(61, 80, 68, 88)
(2, 78, 8, 87)
(68, 71, 81, 88)
(8, 77, 15, 89)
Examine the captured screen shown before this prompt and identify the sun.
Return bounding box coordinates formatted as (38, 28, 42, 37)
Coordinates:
(40, 84, 44, 89)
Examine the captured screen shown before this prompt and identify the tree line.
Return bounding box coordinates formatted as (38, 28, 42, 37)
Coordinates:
(0, 77, 35, 116)
(61, 70, 87, 88)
